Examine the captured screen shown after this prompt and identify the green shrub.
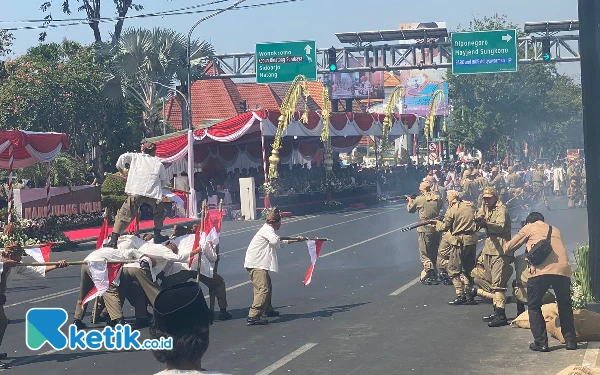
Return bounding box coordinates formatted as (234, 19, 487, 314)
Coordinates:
(101, 176, 126, 219)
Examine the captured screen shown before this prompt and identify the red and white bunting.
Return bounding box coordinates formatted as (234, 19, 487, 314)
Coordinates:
(303, 240, 325, 286)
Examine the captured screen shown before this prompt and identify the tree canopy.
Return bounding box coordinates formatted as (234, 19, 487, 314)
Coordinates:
(446, 14, 583, 162)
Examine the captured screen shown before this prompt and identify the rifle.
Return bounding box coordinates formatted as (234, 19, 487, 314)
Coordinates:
(279, 237, 332, 242)
(400, 216, 443, 232)
(404, 194, 418, 200)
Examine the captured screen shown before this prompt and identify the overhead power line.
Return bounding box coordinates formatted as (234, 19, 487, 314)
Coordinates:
(0, 0, 304, 32)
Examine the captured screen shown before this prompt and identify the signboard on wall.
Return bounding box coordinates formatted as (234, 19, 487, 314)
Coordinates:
(13, 185, 101, 219)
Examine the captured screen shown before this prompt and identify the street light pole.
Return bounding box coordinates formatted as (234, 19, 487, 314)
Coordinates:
(151, 81, 189, 132)
(186, 0, 248, 130)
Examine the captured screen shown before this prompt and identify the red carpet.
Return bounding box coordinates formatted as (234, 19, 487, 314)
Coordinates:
(64, 217, 194, 242)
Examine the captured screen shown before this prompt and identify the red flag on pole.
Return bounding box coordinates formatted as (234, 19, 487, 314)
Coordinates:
(96, 217, 109, 250)
(189, 209, 223, 268)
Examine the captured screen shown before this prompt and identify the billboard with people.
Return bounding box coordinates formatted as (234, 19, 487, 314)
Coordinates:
(321, 57, 385, 100)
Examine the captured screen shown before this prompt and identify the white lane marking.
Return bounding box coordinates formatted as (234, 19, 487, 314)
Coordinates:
(389, 277, 421, 296)
(255, 343, 318, 375)
(343, 213, 356, 217)
(219, 246, 247, 255)
(220, 215, 317, 237)
(583, 341, 600, 367)
(5, 287, 79, 308)
(320, 223, 406, 259)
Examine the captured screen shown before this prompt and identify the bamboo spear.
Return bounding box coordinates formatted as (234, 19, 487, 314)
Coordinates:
(209, 199, 224, 314)
(195, 200, 207, 284)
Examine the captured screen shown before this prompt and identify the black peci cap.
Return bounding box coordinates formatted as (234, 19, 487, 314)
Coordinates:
(152, 282, 212, 335)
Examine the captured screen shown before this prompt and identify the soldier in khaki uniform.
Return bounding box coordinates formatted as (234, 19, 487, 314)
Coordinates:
(473, 170, 488, 207)
(460, 170, 477, 203)
(567, 179, 584, 208)
(488, 167, 507, 199)
(506, 166, 523, 192)
(436, 232, 453, 285)
(512, 254, 555, 315)
(407, 182, 443, 284)
(432, 190, 478, 305)
(475, 187, 513, 327)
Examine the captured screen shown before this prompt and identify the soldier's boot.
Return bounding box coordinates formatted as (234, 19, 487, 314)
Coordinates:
(448, 277, 467, 305)
(482, 306, 498, 322)
(517, 302, 526, 316)
(438, 271, 452, 285)
(107, 233, 119, 249)
(424, 270, 439, 285)
(488, 307, 508, 327)
(153, 229, 169, 244)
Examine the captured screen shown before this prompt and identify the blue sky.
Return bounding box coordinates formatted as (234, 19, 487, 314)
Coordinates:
(2, 0, 580, 76)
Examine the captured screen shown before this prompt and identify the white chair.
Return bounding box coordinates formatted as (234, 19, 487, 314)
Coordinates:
(207, 195, 219, 209)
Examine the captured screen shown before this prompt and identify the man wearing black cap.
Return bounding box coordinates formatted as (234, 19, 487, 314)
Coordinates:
(151, 282, 228, 374)
(244, 207, 304, 325)
(108, 142, 170, 248)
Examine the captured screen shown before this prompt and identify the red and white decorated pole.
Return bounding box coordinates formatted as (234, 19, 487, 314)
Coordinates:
(260, 121, 270, 208)
(45, 162, 51, 218)
(7, 144, 14, 223)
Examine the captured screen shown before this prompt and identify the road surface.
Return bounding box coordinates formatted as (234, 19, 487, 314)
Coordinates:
(0, 197, 593, 374)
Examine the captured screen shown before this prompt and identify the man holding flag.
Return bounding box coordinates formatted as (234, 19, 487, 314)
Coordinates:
(244, 207, 305, 326)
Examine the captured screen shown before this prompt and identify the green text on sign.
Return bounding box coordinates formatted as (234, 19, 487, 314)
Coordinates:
(451, 30, 518, 75)
(255, 41, 317, 84)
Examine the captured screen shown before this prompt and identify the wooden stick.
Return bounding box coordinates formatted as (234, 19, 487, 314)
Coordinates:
(279, 237, 333, 242)
(13, 260, 139, 266)
(195, 200, 207, 284)
(210, 199, 224, 313)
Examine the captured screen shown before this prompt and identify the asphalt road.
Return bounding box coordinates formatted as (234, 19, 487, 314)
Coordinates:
(0, 197, 594, 375)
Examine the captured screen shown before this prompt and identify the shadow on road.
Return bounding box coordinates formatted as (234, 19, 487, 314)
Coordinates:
(271, 302, 370, 324)
(7, 349, 137, 368)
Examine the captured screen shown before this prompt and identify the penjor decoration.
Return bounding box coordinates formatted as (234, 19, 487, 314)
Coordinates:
(320, 86, 333, 175)
(424, 88, 447, 139)
(268, 75, 310, 180)
(382, 85, 407, 147)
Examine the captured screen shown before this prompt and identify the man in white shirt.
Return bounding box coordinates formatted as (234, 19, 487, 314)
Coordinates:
(107, 142, 170, 248)
(0, 242, 68, 368)
(244, 208, 304, 326)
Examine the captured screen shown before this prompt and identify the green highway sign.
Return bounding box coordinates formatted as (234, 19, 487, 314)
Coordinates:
(255, 41, 317, 84)
(451, 29, 518, 75)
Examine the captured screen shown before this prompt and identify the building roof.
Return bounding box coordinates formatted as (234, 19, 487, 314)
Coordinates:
(166, 78, 333, 130)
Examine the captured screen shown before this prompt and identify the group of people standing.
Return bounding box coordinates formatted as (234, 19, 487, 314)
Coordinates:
(407, 165, 578, 352)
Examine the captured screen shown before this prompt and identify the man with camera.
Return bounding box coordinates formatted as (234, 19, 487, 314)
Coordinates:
(504, 212, 576, 352)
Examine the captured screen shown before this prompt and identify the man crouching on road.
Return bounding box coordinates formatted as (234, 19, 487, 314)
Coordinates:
(0, 242, 68, 369)
(244, 207, 304, 326)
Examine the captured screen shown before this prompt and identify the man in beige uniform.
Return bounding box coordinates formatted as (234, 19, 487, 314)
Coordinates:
(432, 190, 478, 305)
(504, 212, 576, 352)
(407, 182, 443, 285)
(506, 166, 523, 193)
(488, 167, 507, 199)
(476, 187, 513, 327)
(460, 170, 477, 203)
(473, 170, 488, 207)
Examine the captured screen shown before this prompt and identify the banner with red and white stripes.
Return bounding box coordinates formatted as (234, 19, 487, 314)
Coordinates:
(303, 240, 325, 286)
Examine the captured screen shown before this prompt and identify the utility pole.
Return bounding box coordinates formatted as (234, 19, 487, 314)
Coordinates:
(578, 0, 600, 299)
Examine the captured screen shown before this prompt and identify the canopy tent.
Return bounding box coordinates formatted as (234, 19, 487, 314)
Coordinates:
(148, 110, 422, 217)
(0, 131, 70, 222)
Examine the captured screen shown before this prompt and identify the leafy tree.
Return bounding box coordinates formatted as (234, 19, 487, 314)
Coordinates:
(102, 27, 214, 137)
(446, 14, 582, 162)
(39, 0, 143, 43)
(0, 30, 15, 57)
(0, 40, 144, 182)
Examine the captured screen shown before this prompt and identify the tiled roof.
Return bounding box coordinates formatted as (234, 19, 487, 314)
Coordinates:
(237, 83, 281, 111)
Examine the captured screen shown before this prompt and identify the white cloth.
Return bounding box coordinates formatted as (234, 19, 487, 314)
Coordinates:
(163, 235, 218, 278)
(135, 243, 191, 281)
(117, 235, 147, 251)
(116, 152, 168, 200)
(244, 224, 288, 273)
(85, 247, 143, 262)
(155, 369, 229, 375)
(553, 167, 564, 191)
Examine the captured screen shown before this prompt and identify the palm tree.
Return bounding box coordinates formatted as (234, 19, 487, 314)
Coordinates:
(102, 27, 214, 137)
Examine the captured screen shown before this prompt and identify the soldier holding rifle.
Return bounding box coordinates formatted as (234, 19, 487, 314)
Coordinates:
(406, 182, 443, 285)
(431, 191, 478, 305)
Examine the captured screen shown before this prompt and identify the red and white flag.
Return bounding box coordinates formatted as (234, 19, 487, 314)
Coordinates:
(96, 216, 109, 250)
(303, 240, 325, 286)
(126, 215, 139, 234)
(25, 243, 53, 263)
(81, 261, 122, 307)
(189, 209, 223, 268)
